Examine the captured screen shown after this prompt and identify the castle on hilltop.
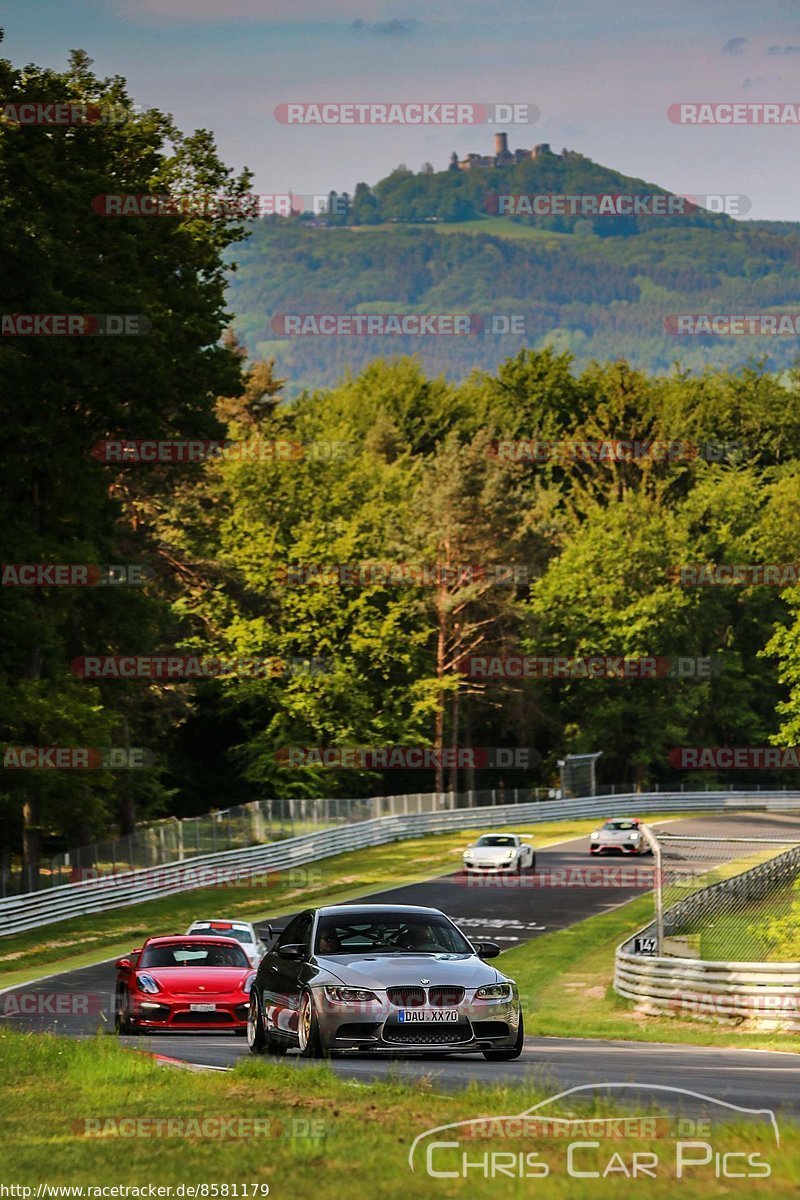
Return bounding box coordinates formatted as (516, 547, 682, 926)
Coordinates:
(451, 134, 559, 171)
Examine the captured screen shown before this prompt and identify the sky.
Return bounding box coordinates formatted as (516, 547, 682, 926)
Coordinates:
(4, 0, 800, 220)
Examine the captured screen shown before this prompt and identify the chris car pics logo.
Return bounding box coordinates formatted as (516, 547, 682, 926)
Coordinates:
(408, 1083, 779, 1180)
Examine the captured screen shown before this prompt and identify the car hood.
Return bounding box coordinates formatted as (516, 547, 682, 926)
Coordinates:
(316, 953, 501, 989)
(598, 828, 639, 840)
(139, 967, 249, 995)
(467, 845, 518, 860)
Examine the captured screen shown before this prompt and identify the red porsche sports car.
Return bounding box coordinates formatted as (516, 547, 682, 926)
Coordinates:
(114, 935, 255, 1034)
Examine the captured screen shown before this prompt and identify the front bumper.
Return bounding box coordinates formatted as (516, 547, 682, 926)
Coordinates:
(590, 841, 646, 855)
(131, 998, 250, 1030)
(315, 989, 521, 1053)
(463, 859, 519, 872)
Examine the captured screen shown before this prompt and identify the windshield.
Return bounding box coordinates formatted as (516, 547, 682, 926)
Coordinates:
(314, 912, 472, 956)
(476, 835, 517, 847)
(140, 941, 250, 968)
(604, 821, 639, 831)
(189, 926, 254, 944)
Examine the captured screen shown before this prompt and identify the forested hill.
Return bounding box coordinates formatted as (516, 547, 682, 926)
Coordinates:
(305, 148, 742, 233)
(225, 150, 800, 393)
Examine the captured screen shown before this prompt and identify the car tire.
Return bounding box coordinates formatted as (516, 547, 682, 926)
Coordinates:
(247, 991, 269, 1054)
(114, 993, 133, 1035)
(247, 990, 287, 1055)
(528, 852, 536, 872)
(298, 989, 325, 1059)
(482, 1012, 524, 1061)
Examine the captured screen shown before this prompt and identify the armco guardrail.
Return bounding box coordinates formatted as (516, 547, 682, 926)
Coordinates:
(615, 840, 800, 1029)
(614, 954, 800, 1030)
(4, 790, 800, 938)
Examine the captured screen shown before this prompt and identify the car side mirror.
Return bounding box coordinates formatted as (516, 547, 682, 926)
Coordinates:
(277, 943, 304, 960)
(115, 958, 131, 971)
(474, 942, 501, 959)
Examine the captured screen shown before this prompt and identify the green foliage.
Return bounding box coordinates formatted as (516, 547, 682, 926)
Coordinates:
(0, 49, 249, 863)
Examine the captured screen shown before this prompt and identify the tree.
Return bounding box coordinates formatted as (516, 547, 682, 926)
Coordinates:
(0, 48, 249, 872)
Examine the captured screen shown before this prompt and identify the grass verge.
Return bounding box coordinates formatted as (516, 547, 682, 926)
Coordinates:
(0, 1028, 794, 1197)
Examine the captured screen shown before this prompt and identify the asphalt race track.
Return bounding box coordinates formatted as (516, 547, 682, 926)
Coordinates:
(4, 812, 800, 1120)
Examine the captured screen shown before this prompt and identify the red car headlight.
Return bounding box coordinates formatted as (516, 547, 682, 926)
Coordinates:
(243, 972, 257, 993)
(136, 973, 161, 994)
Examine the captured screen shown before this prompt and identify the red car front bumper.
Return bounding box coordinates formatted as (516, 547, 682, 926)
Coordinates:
(129, 999, 250, 1030)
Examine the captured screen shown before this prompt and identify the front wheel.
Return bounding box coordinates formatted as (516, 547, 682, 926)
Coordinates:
(482, 1012, 524, 1061)
(247, 992, 268, 1054)
(298, 990, 325, 1058)
(114, 992, 133, 1035)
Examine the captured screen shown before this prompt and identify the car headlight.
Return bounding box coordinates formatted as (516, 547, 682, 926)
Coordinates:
(505, 850, 516, 859)
(243, 971, 257, 993)
(590, 832, 600, 840)
(475, 984, 512, 1000)
(464, 850, 474, 858)
(630, 831, 641, 840)
(136, 973, 161, 994)
(324, 986, 377, 1003)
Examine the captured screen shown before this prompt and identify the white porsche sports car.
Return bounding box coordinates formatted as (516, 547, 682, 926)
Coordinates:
(589, 818, 652, 856)
(462, 833, 535, 874)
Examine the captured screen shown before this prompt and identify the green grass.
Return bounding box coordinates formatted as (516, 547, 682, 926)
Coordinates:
(0, 818, 608, 987)
(500, 894, 800, 1052)
(427, 217, 574, 243)
(346, 217, 575, 244)
(0, 1029, 795, 1197)
(697, 883, 797, 960)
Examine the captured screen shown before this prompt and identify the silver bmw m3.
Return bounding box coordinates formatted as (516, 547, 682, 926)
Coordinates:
(247, 904, 523, 1059)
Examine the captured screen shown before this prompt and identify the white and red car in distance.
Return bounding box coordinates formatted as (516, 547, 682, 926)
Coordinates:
(185, 919, 267, 967)
(589, 817, 652, 855)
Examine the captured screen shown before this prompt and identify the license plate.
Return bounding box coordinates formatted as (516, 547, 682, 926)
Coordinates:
(398, 1009, 459, 1023)
(189, 1003, 216, 1012)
